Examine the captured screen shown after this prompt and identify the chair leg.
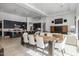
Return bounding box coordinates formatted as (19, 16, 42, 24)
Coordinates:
(26, 43, 29, 48)
(28, 44, 30, 48)
(33, 45, 34, 50)
(61, 49, 65, 56)
(63, 49, 65, 53)
(42, 49, 44, 56)
(26, 43, 27, 47)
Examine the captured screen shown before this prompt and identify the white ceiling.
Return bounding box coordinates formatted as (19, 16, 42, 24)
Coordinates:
(0, 3, 78, 17)
(0, 3, 44, 17)
(29, 3, 78, 16)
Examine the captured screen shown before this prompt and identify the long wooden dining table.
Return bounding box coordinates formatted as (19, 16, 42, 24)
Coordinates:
(34, 34, 64, 56)
(39, 35, 57, 56)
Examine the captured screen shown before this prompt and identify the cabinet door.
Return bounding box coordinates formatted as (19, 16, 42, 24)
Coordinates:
(50, 26, 55, 33)
(62, 26, 68, 32)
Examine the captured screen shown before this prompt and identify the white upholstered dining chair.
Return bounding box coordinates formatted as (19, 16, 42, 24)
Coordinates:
(66, 34, 77, 46)
(28, 35, 36, 49)
(23, 32, 29, 46)
(40, 32, 45, 36)
(54, 35, 67, 56)
(35, 35, 48, 54)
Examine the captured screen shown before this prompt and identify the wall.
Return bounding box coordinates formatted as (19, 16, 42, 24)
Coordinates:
(0, 12, 43, 31)
(26, 12, 75, 32)
(0, 12, 27, 37)
(0, 12, 26, 22)
(26, 17, 46, 31)
(42, 12, 75, 32)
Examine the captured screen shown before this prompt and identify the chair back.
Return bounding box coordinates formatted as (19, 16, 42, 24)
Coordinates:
(28, 35, 36, 45)
(61, 35, 67, 49)
(40, 32, 45, 36)
(23, 33, 28, 43)
(35, 36, 45, 49)
(66, 35, 77, 45)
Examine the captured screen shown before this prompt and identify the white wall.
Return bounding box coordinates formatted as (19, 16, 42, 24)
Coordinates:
(0, 11, 75, 32)
(0, 12, 42, 31)
(26, 12, 75, 32)
(0, 12, 27, 37)
(0, 12, 26, 22)
(42, 13, 75, 32)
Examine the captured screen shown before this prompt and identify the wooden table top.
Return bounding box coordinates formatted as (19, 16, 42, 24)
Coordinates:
(34, 34, 64, 42)
(39, 35, 56, 42)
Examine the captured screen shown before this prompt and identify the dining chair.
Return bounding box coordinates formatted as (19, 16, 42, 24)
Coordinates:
(23, 32, 29, 46)
(35, 35, 48, 55)
(28, 35, 36, 49)
(40, 32, 45, 36)
(66, 34, 77, 46)
(54, 35, 67, 56)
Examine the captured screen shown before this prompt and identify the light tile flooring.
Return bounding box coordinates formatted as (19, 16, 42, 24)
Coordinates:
(0, 37, 79, 56)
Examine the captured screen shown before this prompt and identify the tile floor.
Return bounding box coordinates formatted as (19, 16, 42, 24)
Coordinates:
(0, 37, 79, 56)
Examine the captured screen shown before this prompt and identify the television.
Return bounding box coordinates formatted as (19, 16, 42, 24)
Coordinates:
(55, 18, 63, 24)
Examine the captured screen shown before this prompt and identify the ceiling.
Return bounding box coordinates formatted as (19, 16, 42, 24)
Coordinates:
(0, 3, 44, 17)
(29, 3, 78, 16)
(0, 3, 78, 17)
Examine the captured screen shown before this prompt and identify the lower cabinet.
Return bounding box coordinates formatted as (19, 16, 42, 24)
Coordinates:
(50, 26, 68, 34)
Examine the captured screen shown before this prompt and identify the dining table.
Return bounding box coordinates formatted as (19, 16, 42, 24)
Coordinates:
(39, 35, 63, 56)
(34, 34, 64, 56)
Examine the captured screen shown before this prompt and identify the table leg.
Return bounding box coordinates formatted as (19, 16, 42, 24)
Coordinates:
(48, 41, 54, 56)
